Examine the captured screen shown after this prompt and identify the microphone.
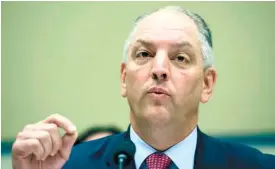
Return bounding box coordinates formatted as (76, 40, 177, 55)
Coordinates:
(113, 140, 136, 169)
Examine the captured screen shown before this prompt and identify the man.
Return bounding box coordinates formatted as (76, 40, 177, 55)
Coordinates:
(11, 6, 275, 169)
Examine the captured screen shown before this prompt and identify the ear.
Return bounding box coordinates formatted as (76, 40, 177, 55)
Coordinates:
(201, 67, 217, 103)
(120, 63, 127, 97)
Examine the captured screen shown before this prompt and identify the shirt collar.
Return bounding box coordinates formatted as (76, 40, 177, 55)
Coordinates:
(130, 126, 197, 169)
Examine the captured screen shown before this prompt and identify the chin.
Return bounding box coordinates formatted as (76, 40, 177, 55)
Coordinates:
(142, 106, 171, 125)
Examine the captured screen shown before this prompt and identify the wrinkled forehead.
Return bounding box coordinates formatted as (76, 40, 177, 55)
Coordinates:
(132, 11, 200, 48)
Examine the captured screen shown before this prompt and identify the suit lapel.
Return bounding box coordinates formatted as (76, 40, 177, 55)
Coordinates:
(102, 125, 136, 169)
(194, 128, 228, 169)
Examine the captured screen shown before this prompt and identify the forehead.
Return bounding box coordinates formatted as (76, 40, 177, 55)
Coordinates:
(132, 10, 200, 47)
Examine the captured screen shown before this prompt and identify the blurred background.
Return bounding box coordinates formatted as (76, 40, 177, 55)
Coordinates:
(2, 1, 275, 168)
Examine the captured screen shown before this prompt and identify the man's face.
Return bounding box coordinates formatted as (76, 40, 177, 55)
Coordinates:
(121, 11, 216, 125)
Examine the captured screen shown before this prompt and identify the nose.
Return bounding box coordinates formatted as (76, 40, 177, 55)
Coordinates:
(150, 51, 170, 82)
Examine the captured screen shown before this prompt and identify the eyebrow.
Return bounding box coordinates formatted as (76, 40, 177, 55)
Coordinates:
(133, 39, 194, 49)
(133, 39, 154, 49)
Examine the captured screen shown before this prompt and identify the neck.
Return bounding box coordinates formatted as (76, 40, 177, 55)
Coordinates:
(130, 112, 198, 151)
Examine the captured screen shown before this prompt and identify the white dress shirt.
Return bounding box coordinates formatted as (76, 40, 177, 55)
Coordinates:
(130, 126, 197, 169)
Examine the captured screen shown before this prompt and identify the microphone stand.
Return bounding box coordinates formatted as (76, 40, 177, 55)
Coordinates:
(118, 154, 128, 169)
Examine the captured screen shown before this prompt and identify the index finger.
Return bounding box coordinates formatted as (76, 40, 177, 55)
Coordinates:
(42, 114, 76, 134)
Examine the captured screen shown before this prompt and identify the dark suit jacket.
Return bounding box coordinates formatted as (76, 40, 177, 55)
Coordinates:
(62, 127, 275, 169)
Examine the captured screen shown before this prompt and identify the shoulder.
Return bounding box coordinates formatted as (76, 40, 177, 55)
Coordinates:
(201, 132, 275, 169)
(62, 132, 125, 169)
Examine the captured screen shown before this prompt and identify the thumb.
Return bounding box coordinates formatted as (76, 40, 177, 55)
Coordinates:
(60, 132, 78, 160)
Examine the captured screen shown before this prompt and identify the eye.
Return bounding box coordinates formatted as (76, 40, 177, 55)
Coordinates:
(136, 51, 151, 58)
(175, 55, 186, 62)
(171, 53, 190, 67)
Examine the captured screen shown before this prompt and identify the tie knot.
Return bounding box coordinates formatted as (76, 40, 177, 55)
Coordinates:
(146, 152, 171, 169)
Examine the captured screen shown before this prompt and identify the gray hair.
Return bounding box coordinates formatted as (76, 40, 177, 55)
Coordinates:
(122, 6, 214, 69)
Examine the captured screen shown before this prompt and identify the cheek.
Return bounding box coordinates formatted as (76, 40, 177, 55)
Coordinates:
(135, 72, 148, 85)
(126, 67, 150, 103)
(127, 66, 150, 87)
(174, 70, 203, 95)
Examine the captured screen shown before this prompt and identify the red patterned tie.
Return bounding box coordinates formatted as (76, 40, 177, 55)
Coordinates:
(146, 153, 171, 169)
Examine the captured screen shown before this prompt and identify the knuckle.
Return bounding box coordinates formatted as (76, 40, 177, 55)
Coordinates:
(48, 123, 58, 131)
(23, 124, 33, 130)
(12, 141, 21, 152)
(39, 131, 50, 140)
(16, 132, 24, 139)
(28, 139, 40, 150)
(50, 113, 60, 119)
(12, 143, 26, 156)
